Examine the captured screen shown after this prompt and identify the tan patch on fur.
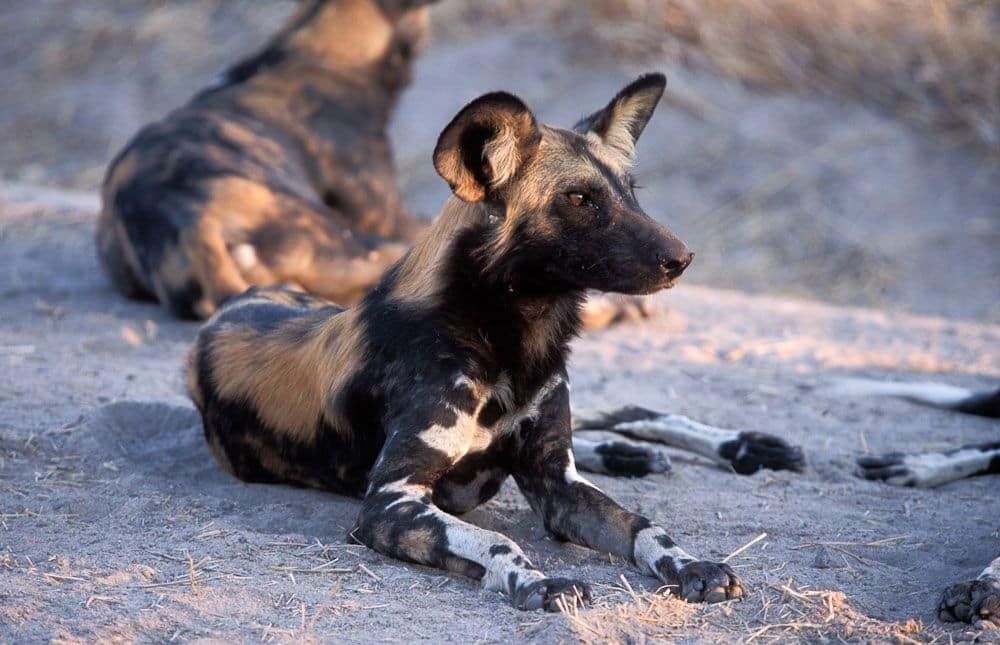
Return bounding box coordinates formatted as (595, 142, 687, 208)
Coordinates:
(286, 0, 400, 70)
(392, 197, 484, 304)
(398, 527, 436, 563)
(185, 345, 204, 410)
(100, 150, 138, 211)
(206, 307, 365, 443)
(216, 120, 285, 162)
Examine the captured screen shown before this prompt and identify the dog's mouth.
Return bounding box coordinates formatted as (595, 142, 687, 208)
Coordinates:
(617, 276, 681, 296)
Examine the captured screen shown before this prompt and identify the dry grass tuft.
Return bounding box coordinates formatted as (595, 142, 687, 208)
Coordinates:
(555, 576, 932, 643)
(557, 576, 700, 643)
(584, 0, 1000, 148)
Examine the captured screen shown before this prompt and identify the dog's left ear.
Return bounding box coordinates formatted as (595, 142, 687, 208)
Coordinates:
(573, 73, 666, 160)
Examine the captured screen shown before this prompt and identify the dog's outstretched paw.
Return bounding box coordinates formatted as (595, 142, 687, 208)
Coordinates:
(717, 432, 805, 474)
(594, 440, 671, 477)
(855, 452, 916, 486)
(512, 577, 592, 612)
(938, 577, 1000, 628)
(658, 560, 744, 604)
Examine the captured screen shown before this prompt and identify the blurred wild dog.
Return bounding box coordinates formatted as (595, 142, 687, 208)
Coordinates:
(188, 74, 750, 610)
(97, 0, 433, 319)
(95, 0, 647, 328)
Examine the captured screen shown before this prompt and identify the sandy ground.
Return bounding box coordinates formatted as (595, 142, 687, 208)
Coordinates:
(1, 184, 998, 643)
(1, 2, 999, 642)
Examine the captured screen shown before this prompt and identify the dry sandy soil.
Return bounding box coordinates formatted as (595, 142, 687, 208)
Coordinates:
(1, 184, 998, 643)
(1, 1, 999, 643)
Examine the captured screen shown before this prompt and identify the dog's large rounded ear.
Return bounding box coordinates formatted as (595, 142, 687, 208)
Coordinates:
(573, 73, 666, 161)
(433, 92, 540, 202)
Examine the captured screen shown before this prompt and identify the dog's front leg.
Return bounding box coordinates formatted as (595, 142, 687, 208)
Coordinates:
(355, 423, 591, 611)
(514, 380, 744, 603)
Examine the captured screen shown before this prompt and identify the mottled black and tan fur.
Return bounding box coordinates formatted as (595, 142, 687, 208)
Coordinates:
(97, 0, 432, 319)
(189, 74, 748, 611)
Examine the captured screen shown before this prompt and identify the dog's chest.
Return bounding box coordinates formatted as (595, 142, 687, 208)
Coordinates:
(421, 372, 565, 513)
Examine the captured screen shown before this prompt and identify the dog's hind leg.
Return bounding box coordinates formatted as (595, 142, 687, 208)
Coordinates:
(574, 406, 805, 475)
(817, 378, 1000, 418)
(579, 293, 653, 330)
(938, 556, 1000, 628)
(176, 220, 252, 319)
(857, 440, 1000, 487)
(292, 239, 409, 305)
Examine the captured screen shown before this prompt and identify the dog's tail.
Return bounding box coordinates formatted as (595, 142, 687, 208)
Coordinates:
(818, 378, 999, 418)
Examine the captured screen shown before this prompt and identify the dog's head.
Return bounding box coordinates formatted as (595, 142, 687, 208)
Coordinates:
(282, 0, 437, 80)
(433, 73, 693, 296)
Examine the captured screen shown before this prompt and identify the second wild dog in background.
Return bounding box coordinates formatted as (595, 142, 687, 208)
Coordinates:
(95, 0, 648, 327)
(97, 0, 433, 319)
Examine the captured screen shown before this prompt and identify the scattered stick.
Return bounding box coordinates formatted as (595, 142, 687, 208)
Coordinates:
(268, 564, 352, 575)
(358, 564, 381, 582)
(723, 532, 768, 563)
(186, 552, 198, 593)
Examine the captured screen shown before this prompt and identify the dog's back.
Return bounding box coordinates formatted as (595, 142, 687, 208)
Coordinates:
(98, 0, 430, 318)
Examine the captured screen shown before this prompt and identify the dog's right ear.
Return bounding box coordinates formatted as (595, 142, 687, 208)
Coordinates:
(433, 92, 540, 202)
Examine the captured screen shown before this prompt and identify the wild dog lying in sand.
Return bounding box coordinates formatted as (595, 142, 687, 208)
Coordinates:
(95, 0, 646, 329)
(824, 379, 999, 628)
(188, 74, 751, 610)
(97, 0, 432, 319)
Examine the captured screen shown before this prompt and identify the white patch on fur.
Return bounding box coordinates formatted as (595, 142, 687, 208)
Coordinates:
(519, 373, 564, 423)
(418, 410, 478, 460)
(632, 527, 695, 578)
(818, 378, 975, 409)
(378, 479, 429, 509)
(483, 123, 521, 188)
(443, 524, 544, 593)
(232, 243, 258, 272)
(563, 447, 602, 492)
(453, 374, 476, 391)
(980, 556, 1000, 582)
(884, 447, 999, 488)
(611, 414, 739, 464)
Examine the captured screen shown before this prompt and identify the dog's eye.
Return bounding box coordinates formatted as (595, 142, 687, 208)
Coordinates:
(567, 192, 588, 207)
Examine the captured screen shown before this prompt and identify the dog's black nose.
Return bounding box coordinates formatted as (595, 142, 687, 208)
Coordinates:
(659, 250, 694, 277)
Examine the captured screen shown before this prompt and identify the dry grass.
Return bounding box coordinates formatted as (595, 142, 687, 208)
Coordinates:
(582, 0, 1000, 148)
(557, 576, 930, 643)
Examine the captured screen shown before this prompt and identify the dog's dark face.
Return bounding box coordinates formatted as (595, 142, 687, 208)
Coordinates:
(433, 74, 693, 296)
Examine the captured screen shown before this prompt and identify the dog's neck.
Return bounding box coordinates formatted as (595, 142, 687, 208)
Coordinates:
(377, 197, 585, 382)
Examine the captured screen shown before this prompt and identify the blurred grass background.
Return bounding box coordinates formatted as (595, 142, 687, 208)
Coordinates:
(440, 0, 1000, 148)
(1, 0, 997, 321)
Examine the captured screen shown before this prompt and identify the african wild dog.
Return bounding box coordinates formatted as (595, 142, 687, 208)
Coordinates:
(188, 74, 749, 610)
(97, 0, 433, 319)
(824, 378, 999, 627)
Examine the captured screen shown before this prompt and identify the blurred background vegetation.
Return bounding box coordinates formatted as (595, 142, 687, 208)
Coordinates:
(1, 0, 997, 320)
